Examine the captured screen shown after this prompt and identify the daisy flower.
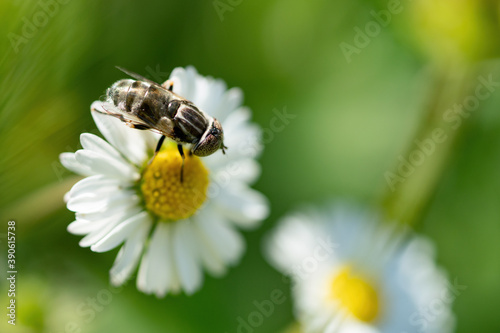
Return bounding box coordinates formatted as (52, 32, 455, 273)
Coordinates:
(265, 203, 456, 333)
(60, 66, 269, 297)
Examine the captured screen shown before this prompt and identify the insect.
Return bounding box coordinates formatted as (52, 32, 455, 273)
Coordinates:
(91, 67, 227, 182)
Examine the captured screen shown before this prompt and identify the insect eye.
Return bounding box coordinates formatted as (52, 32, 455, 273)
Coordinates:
(192, 134, 221, 157)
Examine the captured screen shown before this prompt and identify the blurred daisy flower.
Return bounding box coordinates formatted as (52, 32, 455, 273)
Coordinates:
(60, 66, 269, 297)
(265, 203, 456, 333)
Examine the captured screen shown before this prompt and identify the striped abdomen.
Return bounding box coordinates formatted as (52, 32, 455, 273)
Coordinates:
(106, 79, 210, 145)
(107, 79, 173, 127)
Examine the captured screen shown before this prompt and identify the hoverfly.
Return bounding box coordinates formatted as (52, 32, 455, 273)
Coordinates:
(91, 67, 227, 182)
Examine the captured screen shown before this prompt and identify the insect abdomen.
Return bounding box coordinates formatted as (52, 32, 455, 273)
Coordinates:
(108, 79, 133, 110)
(108, 79, 173, 126)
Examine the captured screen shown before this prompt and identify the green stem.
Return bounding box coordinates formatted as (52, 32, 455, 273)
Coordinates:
(380, 62, 477, 227)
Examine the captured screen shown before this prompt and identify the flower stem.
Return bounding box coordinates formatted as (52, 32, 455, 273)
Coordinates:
(380, 62, 480, 227)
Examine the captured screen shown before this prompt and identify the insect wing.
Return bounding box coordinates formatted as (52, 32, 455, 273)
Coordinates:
(91, 101, 156, 130)
(115, 66, 160, 86)
(91, 101, 176, 137)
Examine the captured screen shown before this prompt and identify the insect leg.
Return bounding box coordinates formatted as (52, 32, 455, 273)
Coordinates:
(155, 135, 166, 154)
(177, 144, 185, 183)
(148, 135, 166, 165)
(162, 80, 174, 92)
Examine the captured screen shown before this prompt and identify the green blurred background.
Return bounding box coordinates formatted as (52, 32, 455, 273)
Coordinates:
(1, 0, 500, 332)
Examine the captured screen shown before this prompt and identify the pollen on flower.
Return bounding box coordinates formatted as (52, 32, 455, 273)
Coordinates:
(329, 266, 380, 323)
(141, 145, 209, 221)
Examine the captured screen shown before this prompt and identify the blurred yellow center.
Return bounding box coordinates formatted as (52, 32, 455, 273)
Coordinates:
(330, 267, 379, 323)
(141, 145, 209, 221)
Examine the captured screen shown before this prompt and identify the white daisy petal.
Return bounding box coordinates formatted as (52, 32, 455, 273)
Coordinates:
(67, 188, 136, 214)
(264, 214, 326, 274)
(136, 244, 152, 293)
(137, 223, 178, 297)
(67, 191, 117, 213)
(138, 224, 166, 295)
(63, 65, 268, 298)
(233, 159, 261, 184)
(213, 184, 269, 228)
(67, 218, 109, 235)
(68, 174, 122, 200)
(80, 133, 128, 164)
(194, 206, 244, 265)
(195, 77, 227, 116)
(189, 74, 211, 107)
(91, 211, 150, 253)
(193, 233, 227, 277)
(59, 152, 94, 176)
(172, 220, 203, 294)
(208, 158, 261, 186)
(213, 87, 243, 121)
(75, 193, 140, 221)
(265, 203, 455, 333)
(110, 217, 152, 286)
(223, 107, 254, 136)
(67, 193, 109, 213)
(169, 66, 196, 100)
(78, 205, 140, 247)
(223, 108, 262, 157)
(204, 109, 262, 171)
(74, 149, 139, 181)
(91, 104, 149, 165)
(180, 211, 225, 277)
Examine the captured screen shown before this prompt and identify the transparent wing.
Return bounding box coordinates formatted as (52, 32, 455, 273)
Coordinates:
(115, 66, 160, 86)
(91, 101, 154, 130)
(91, 101, 175, 136)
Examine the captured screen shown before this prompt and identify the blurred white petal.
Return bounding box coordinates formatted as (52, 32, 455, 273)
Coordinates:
(172, 221, 203, 294)
(212, 184, 269, 228)
(110, 216, 152, 286)
(265, 203, 455, 333)
(137, 223, 178, 297)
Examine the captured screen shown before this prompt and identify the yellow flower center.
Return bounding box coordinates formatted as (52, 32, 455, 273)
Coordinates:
(329, 266, 380, 323)
(141, 145, 209, 221)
